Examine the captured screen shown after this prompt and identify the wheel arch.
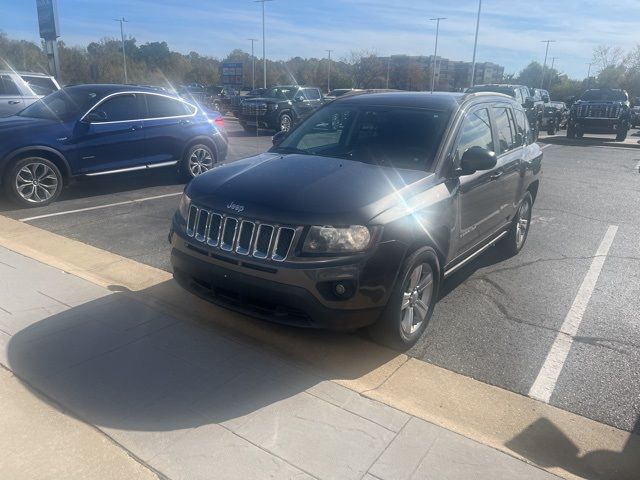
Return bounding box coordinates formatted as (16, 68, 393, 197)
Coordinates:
(1, 146, 71, 184)
(182, 136, 219, 162)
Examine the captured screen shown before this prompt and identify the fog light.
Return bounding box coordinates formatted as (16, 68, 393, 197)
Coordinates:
(334, 283, 347, 296)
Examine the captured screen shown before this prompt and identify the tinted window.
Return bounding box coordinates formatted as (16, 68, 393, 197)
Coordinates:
(514, 88, 524, 105)
(18, 88, 99, 120)
(493, 106, 517, 153)
(94, 94, 141, 121)
(146, 94, 193, 117)
(303, 88, 321, 100)
(514, 109, 531, 144)
(274, 105, 450, 171)
(455, 108, 494, 163)
(0, 75, 21, 95)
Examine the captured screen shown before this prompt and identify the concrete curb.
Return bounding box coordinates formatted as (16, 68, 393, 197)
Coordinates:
(1, 214, 638, 480)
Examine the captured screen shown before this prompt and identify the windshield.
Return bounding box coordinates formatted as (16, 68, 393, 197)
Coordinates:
(272, 104, 450, 171)
(17, 88, 99, 120)
(466, 85, 515, 97)
(580, 89, 628, 101)
(263, 87, 296, 99)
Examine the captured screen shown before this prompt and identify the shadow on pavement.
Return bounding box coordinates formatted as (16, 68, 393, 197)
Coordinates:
(539, 136, 639, 148)
(226, 128, 274, 138)
(6, 281, 397, 434)
(506, 417, 640, 480)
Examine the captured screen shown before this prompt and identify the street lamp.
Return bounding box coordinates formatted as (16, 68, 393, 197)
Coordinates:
(429, 17, 446, 93)
(326, 49, 333, 93)
(113, 17, 128, 83)
(586, 62, 593, 88)
(248, 38, 258, 89)
(539, 39, 556, 89)
(255, 0, 273, 89)
(470, 0, 482, 88)
(386, 55, 392, 89)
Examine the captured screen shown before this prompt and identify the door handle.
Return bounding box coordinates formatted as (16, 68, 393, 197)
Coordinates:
(179, 119, 192, 125)
(8, 100, 21, 105)
(489, 171, 504, 181)
(130, 125, 142, 131)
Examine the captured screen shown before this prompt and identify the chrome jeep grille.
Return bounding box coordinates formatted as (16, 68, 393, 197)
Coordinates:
(242, 102, 267, 116)
(185, 205, 297, 262)
(577, 104, 620, 119)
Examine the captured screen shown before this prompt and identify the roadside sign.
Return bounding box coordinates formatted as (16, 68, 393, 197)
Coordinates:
(221, 62, 243, 86)
(36, 0, 60, 40)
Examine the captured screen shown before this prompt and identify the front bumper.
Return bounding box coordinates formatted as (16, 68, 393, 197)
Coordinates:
(572, 117, 627, 133)
(169, 227, 404, 330)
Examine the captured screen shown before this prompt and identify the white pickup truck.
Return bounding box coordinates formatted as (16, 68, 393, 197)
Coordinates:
(0, 71, 60, 117)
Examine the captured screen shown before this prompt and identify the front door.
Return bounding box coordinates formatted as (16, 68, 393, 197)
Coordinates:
(452, 106, 501, 256)
(72, 93, 147, 174)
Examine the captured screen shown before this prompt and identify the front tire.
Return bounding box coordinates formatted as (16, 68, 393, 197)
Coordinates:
(369, 247, 440, 350)
(278, 112, 293, 132)
(180, 144, 216, 181)
(547, 125, 556, 136)
(498, 192, 533, 257)
(615, 129, 627, 142)
(4, 156, 63, 207)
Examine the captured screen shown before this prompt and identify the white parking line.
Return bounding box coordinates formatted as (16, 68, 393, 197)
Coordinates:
(19, 192, 183, 222)
(541, 144, 552, 150)
(528, 225, 618, 403)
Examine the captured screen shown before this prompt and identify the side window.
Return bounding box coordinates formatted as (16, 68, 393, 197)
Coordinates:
(294, 90, 306, 102)
(454, 108, 494, 163)
(146, 94, 193, 118)
(493, 106, 517, 154)
(514, 88, 524, 105)
(0, 75, 21, 96)
(515, 109, 532, 144)
(94, 94, 141, 122)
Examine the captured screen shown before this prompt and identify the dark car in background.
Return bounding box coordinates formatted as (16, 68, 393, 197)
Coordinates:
(0, 84, 227, 206)
(170, 91, 542, 348)
(324, 88, 362, 102)
(0, 71, 61, 117)
(630, 97, 640, 128)
(238, 85, 324, 132)
(205, 85, 239, 115)
(467, 84, 543, 139)
(568, 88, 630, 141)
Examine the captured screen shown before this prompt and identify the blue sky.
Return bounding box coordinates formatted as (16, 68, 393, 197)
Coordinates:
(5, 0, 640, 78)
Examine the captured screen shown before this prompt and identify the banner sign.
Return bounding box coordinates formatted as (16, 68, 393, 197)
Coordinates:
(221, 62, 243, 86)
(36, 0, 60, 40)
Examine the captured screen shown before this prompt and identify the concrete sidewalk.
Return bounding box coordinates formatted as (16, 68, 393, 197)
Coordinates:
(0, 245, 558, 480)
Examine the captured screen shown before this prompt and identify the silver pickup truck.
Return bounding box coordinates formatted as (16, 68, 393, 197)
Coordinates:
(0, 71, 60, 117)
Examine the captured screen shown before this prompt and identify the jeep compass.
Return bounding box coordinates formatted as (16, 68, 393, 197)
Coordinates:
(170, 92, 542, 349)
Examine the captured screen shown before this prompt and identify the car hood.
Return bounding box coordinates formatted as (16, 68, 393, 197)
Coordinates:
(186, 152, 436, 225)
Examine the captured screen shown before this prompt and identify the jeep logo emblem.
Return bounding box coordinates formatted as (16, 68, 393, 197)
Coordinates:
(227, 202, 245, 213)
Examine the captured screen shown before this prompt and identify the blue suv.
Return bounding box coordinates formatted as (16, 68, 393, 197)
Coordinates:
(0, 84, 228, 206)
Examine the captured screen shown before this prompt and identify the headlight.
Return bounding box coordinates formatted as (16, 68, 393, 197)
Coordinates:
(302, 225, 372, 254)
(178, 193, 191, 219)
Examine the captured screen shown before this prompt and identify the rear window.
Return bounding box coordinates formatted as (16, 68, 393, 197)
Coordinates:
(303, 89, 321, 100)
(146, 94, 194, 117)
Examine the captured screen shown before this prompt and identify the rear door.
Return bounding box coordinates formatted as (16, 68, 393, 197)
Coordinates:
(141, 93, 198, 165)
(293, 88, 322, 120)
(0, 75, 25, 117)
(489, 104, 524, 230)
(73, 92, 147, 174)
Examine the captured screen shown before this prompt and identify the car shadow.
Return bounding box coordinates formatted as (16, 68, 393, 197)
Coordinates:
(5, 278, 400, 434)
(226, 128, 274, 138)
(506, 416, 640, 480)
(539, 136, 640, 148)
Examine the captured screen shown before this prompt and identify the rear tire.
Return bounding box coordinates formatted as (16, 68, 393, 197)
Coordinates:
(180, 144, 216, 181)
(4, 156, 63, 207)
(278, 112, 293, 132)
(615, 130, 627, 142)
(369, 247, 440, 350)
(547, 125, 556, 136)
(498, 192, 533, 257)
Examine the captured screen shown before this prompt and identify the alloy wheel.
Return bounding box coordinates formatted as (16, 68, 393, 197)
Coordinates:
(15, 161, 59, 204)
(400, 263, 434, 336)
(280, 114, 292, 132)
(515, 199, 531, 248)
(188, 148, 214, 177)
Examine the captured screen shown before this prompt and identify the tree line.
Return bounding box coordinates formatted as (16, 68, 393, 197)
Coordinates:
(1, 31, 638, 101)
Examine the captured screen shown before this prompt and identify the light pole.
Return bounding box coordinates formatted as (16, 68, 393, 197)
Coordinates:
(255, 0, 273, 89)
(586, 62, 592, 88)
(113, 17, 128, 83)
(547, 57, 559, 89)
(539, 39, 556, 89)
(248, 38, 258, 89)
(386, 55, 392, 89)
(470, 0, 482, 87)
(326, 49, 333, 93)
(429, 17, 446, 93)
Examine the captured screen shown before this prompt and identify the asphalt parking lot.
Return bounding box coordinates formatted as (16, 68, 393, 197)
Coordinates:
(1, 122, 639, 436)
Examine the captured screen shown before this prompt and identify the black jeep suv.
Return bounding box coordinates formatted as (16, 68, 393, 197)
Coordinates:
(467, 84, 543, 140)
(170, 92, 542, 349)
(568, 88, 631, 141)
(238, 85, 324, 133)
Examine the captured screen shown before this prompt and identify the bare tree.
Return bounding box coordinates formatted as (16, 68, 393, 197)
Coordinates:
(591, 45, 624, 74)
(346, 49, 385, 88)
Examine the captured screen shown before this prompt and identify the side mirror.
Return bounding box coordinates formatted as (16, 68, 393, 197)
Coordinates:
(524, 97, 534, 108)
(458, 146, 497, 175)
(272, 130, 288, 146)
(542, 95, 550, 103)
(83, 110, 108, 123)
